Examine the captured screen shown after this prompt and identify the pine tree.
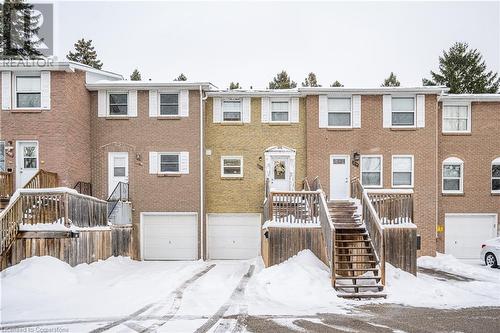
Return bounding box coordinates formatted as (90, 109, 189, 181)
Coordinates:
(229, 82, 240, 90)
(66, 38, 103, 69)
(268, 70, 297, 89)
(423, 42, 500, 93)
(330, 81, 344, 87)
(381, 72, 400, 87)
(301, 72, 320, 87)
(130, 69, 141, 81)
(174, 73, 187, 81)
(1, 0, 43, 58)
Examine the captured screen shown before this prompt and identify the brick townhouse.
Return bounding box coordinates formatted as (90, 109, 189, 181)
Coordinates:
(1, 61, 498, 261)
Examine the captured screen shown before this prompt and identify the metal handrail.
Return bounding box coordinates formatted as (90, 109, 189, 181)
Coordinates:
(74, 181, 92, 196)
(107, 182, 129, 218)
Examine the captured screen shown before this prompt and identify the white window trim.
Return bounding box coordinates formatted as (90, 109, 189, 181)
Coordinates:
(158, 92, 180, 117)
(220, 156, 244, 178)
(158, 152, 181, 174)
(221, 98, 243, 123)
(360, 155, 383, 188)
(492, 157, 500, 194)
(391, 155, 414, 188)
(442, 157, 464, 194)
(442, 102, 472, 134)
(0, 141, 5, 172)
(327, 96, 352, 129)
(391, 96, 416, 128)
(269, 98, 291, 123)
(107, 91, 129, 117)
(13, 73, 42, 110)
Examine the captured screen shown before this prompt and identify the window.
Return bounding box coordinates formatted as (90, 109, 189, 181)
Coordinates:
(108, 93, 128, 116)
(442, 158, 463, 193)
(221, 156, 243, 177)
(159, 153, 180, 173)
(392, 97, 415, 126)
(160, 93, 179, 116)
(328, 97, 351, 127)
(16, 76, 41, 108)
(392, 155, 414, 188)
(443, 105, 470, 133)
(0, 141, 4, 172)
(271, 101, 289, 122)
(492, 158, 500, 193)
(361, 155, 383, 187)
(222, 99, 242, 121)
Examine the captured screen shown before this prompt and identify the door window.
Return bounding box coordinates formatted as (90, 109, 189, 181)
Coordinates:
(113, 157, 126, 176)
(274, 160, 286, 180)
(23, 146, 37, 169)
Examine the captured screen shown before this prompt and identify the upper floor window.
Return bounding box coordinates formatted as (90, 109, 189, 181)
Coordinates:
(392, 97, 415, 127)
(361, 155, 383, 188)
(271, 101, 289, 122)
(492, 158, 500, 193)
(442, 157, 463, 194)
(328, 97, 351, 127)
(0, 141, 5, 172)
(159, 153, 180, 173)
(222, 99, 242, 121)
(160, 93, 179, 116)
(443, 105, 470, 133)
(221, 156, 243, 177)
(392, 155, 414, 188)
(16, 75, 41, 108)
(108, 93, 128, 116)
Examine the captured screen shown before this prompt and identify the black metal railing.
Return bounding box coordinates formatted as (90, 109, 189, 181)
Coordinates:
(107, 182, 129, 218)
(74, 181, 93, 196)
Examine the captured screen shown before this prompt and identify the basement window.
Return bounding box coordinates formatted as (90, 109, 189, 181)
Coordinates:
(221, 156, 243, 177)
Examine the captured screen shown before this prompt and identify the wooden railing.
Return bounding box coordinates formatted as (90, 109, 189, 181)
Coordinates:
(368, 192, 413, 225)
(267, 191, 321, 224)
(74, 181, 92, 196)
(24, 170, 58, 189)
(0, 172, 14, 199)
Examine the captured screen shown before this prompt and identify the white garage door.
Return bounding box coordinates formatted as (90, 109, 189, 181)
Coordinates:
(445, 214, 498, 259)
(142, 213, 198, 260)
(208, 213, 261, 260)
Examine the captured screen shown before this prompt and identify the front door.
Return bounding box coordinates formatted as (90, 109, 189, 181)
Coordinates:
(330, 155, 350, 200)
(16, 141, 39, 188)
(108, 152, 129, 196)
(270, 156, 292, 191)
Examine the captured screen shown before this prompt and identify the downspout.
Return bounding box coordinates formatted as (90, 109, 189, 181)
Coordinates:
(200, 85, 207, 260)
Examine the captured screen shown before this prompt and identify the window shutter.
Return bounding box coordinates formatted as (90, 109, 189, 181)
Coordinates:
(1, 71, 11, 110)
(213, 97, 222, 123)
(383, 95, 392, 128)
(129, 90, 138, 117)
(242, 97, 251, 123)
(290, 97, 299, 123)
(416, 94, 425, 128)
(352, 95, 361, 128)
(318, 95, 328, 128)
(40, 71, 51, 110)
(98, 90, 107, 117)
(180, 152, 189, 174)
(261, 97, 270, 123)
(149, 90, 158, 117)
(180, 90, 189, 117)
(149, 152, 158, 174)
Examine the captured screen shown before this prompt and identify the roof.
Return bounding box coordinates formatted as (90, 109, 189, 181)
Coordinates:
(207, 89, 301, 97)
(86, 80, 216, 91)
(439, 94, 500, 102)
(0, 60, 123, 80)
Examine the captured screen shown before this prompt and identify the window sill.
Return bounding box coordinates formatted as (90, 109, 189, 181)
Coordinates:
(390, 127, 417, 131)
(442, 132, 472, 136)
(326, 127, 354, 131)
(156, 116, 181, 120)
(9, 109, 44, 113)
(442, 192, 464, 196)
(268, 122, 292, 126)
(491, 192, 500, 196)
(221, 176, 244, 180)
(220, 122, 244, 126)
(105, 116, 130, 120)
(157, 173, 181, 177)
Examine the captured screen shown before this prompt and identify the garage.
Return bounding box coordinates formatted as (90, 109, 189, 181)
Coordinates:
(141, 213, 198, 260)
(445, 214, 498, 259)
(207, 213, 261, 260)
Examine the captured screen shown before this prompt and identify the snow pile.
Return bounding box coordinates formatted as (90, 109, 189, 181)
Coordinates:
(262, 216, 321, 229)
(18, 221, 110, 232)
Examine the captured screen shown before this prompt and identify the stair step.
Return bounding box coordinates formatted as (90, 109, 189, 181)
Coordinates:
(335, 246, 372, 249)
(336, 292, 387, 299)
(336, 268, 379, 272)
(335, 275, 381, 280)
(335, 254, 375, 257)
(335, 239, 371, 243)
(337, 260, 377, 264)
(335, 284, 384, 289)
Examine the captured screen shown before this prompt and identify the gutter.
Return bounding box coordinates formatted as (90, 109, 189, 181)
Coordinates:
(199, 85, 207, 260)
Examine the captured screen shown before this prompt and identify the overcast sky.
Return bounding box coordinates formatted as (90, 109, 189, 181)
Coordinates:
(52, 1, 500, 89)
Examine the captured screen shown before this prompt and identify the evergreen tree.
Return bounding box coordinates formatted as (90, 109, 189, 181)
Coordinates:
(381, 72, 400, 87)
(130, 69, 141, 81)
(66, 38, 103, 69)
(301, 72, 320, 87)
(174, 73, 187, 81)
(330, 81, 344, 87)
(268, 70, 297, 89)
(0, 0, 43, 58)
(423, 42, 499, 93)
(229, 82, 240, 90)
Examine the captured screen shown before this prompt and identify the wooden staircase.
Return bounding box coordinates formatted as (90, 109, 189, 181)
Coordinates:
(329, 201, 386, 299)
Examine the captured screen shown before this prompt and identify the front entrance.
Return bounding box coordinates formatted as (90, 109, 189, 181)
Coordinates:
(16, 141, 39, 188)
(108, 152, 129, 196)
(265, 147, 296, 192)
(330, 155, 350, 200)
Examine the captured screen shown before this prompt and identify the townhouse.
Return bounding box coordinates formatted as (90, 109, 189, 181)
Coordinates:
(1, 60, 499, 262)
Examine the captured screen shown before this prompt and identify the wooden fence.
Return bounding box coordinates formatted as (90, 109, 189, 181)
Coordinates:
(0, 172, 14, 199)
(24, 169, 58, 189)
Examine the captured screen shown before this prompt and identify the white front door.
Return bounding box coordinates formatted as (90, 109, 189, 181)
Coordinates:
(16, 141, 39, 188)
(108, 152, 129, 196)
(330, 155, 350, 200)
(269, 156, 292, 191)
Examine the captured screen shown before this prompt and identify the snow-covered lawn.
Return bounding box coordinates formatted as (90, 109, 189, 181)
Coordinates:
(1, 251, 499, 331)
